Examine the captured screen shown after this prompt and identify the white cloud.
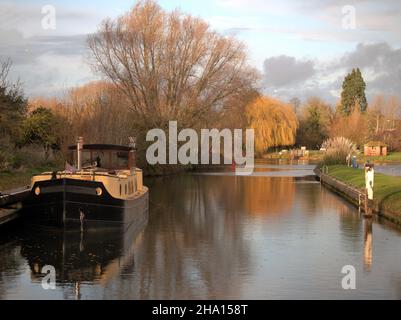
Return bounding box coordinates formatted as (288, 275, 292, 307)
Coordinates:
(217, 0, 401, 44)
(0, 1, 105, 97)
(263, 55, 316, 87)
(262, 42, 401, 104)
(0, 1, 105, 37)
(0, 29, 96, 97)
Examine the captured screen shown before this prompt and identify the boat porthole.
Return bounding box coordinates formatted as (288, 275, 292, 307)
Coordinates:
(96, 187, 102, 196)
(34, 187, 41, 195)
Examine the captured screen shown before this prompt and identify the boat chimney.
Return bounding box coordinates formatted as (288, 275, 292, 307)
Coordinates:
(77, 136, 84, 171)
(128, 137, 137, 171)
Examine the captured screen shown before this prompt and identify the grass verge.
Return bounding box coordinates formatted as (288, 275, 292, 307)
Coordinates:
(0, 165, 59, 192)
(264, 151, 401, 164)
(326, 165, 401, 213)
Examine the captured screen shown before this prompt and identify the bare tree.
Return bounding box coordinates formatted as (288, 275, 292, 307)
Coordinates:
(0, 59, 11, 88)
(368, 94, 401, 134)
(0, 59, 26, 135)
(0, 59, 24, 100)
(369, 95, 385, 134)
(87, 0, 258, 128)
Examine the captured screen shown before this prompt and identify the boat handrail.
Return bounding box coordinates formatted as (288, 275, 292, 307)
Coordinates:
(34, 170, 135, 180)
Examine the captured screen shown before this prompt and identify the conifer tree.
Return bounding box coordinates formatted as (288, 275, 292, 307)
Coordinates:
(339, 68, 367, 115)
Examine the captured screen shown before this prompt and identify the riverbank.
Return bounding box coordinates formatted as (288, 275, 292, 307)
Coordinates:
(0, 165, 59, 192)
(316, 165, 401, 224)
(263, 150, 322, 162)
(265, 151, 401, 164)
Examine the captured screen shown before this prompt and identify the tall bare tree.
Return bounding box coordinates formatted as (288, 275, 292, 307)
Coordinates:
(87, 0, 258, 128)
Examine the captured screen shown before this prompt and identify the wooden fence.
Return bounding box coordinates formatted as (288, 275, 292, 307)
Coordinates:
(315, 167, 370, 215)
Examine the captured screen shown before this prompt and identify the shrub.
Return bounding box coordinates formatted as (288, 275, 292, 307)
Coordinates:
(0, 138, 13, 171)
(321, 137, 357, 165)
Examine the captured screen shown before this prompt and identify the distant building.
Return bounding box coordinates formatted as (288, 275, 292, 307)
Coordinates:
(364, 141, 388, 156)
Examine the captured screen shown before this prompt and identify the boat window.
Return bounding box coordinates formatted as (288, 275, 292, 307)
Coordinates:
(116, 152, 129, 169)
(70, 149, 129, 169)
(125, 184, 127, 195)
(120, 184, 122, 196)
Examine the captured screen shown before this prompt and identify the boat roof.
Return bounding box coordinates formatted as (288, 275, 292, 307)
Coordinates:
(68, 144, 133, 151)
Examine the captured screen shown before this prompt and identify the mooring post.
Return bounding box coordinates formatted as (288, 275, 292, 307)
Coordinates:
(364, 163, 374, 218)
(79, 207, 85, 232)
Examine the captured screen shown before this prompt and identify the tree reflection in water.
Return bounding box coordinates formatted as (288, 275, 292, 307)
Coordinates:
(364, 220, 373, 272)
(17, 217, 148, 299)
(0, 230, 26, 299)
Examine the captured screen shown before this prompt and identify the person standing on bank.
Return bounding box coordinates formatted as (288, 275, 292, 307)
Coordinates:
(352, 155, 358, 168)
(365, 163, 374, 216)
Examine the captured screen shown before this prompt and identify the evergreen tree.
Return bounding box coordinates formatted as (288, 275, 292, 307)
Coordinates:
(296, 97, 333, 149)
(339, 68, 367, 115)
(19, 107, 62, 159)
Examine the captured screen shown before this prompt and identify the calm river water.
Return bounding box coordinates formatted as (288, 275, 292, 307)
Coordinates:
(1, 164, 401, 299)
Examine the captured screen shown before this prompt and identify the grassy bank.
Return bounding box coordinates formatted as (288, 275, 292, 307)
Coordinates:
(325, 165, 401, 213)
(263, 150, 323, 162)
(264, 151, 401, 164)
(357, 152, 401, 163)
(0, 165, 59, 192)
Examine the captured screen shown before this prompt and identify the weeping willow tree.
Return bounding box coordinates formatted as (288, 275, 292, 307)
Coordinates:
(246, 96, 298, 155)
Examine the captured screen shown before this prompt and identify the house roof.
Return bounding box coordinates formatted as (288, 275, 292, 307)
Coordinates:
(365, 141, 387, 147)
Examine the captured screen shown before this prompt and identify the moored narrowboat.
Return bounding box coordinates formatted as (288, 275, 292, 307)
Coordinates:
(22, 138, 149, 230)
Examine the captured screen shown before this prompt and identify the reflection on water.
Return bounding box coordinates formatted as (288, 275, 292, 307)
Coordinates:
(20, 225, 142, 285)
(364, 220, 373, 272)
(1, 165, 401, 299)
(0, 217, 147, 299)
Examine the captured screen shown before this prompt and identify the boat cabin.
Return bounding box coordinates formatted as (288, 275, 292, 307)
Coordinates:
(67, 144, 136, 171)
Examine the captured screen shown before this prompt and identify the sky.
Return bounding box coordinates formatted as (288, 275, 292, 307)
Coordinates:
(1, 0, 401, 104)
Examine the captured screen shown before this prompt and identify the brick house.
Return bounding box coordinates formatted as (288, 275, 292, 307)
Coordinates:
(364, 141, 388, 156)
